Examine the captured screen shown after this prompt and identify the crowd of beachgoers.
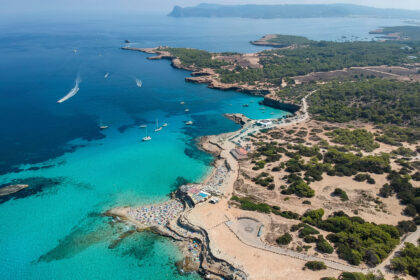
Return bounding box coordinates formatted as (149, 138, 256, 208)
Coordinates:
(202, 166, 228, 195)
(128, 200, 184, 226)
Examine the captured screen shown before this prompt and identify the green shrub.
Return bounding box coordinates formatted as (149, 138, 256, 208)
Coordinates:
(282, 176, 315, 198)
(275, 210, 301, 220)
(253, 160, 266, 170)
(298, 224, 320, 237)
(276, 232, 293, 245)
(397, 220, 417, 235)
(303, 235, 318, 243)
(303, 211, 400, 265)
(332, 188, 349, 201)
(390, 243, 420, 278)
(291, 223, 305, 232)
(316, 235, 334, 254)
(304, 261, 327, 270)
(326, 128, 379, 152)
(230, 196, 271, 213)
(338, 272, 384, 280)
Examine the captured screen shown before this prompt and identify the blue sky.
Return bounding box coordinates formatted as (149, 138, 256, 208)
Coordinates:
(1, 0, 420, 14)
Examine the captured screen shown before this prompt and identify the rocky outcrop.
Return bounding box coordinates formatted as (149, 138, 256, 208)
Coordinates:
(224, 114, 249, 126)
(123, 46, 299, 114)
(262, 93, 300, 113)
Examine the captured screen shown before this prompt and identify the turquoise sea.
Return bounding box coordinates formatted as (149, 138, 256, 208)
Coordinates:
(0, 13, 408, 279)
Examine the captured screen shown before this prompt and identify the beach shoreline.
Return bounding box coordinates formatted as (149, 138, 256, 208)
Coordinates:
(105, 99, 310, 279)
(106, 117, 247, 279)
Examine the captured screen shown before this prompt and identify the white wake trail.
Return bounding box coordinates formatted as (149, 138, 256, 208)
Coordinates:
(57, 76, 81, 103)
(135, 78, 142, 88)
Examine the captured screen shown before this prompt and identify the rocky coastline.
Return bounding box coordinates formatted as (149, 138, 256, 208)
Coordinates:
(111, 46, 312, 279)
(250, 34, 282, 47)
(121, 46, 301, 113)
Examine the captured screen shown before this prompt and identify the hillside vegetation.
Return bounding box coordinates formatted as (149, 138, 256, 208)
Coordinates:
(308, 79, 420, 126)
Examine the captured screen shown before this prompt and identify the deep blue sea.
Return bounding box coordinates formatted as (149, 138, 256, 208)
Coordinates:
(0, 13, 408, 279)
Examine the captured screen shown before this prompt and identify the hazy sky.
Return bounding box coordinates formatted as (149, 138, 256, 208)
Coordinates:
(2, 0, 420, 14)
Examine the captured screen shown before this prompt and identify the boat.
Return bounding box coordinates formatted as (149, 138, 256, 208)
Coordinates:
(162, 123, 168, 127)
(73, 49, 78, 53)
(243, 104, 249, 107)
(125, 40, 130, 43)
(180, 101, 185, 105)
(270, 112, 274, 115)
(99, 120, 108, 130)
(135, 78, 142, 88)
(142, 136, 151, 141)
(184, 108, 190, 112)
(142, 127, 151, 141)
(139, 124, 147, 128)
(154, 119, 162, 132)
(104, 72, 109, 79)
(185, 121, 193, 125)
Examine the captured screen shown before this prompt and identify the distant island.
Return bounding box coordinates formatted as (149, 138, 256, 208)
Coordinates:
(169, 3, 420, 19)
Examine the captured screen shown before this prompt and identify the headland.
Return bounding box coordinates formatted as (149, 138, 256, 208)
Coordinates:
(112, 35, 420, 280)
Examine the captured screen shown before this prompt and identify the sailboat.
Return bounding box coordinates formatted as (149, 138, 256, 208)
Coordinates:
(99, 120, 109, 130)
(154, 119, 162, 132)
(142, 127, 151, 141)
(162, 123, 168, 127)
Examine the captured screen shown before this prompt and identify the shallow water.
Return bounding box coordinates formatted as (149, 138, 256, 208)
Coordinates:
(0, 13, 408, 280)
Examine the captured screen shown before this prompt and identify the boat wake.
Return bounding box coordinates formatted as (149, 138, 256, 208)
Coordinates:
(57, 76, 81, 103)
(135, 78, 142, 88)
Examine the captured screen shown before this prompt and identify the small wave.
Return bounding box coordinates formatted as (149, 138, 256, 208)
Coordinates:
(57, 76, 81, 103)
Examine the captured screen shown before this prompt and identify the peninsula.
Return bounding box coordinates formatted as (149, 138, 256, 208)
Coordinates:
(111, 33, 420, 280)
